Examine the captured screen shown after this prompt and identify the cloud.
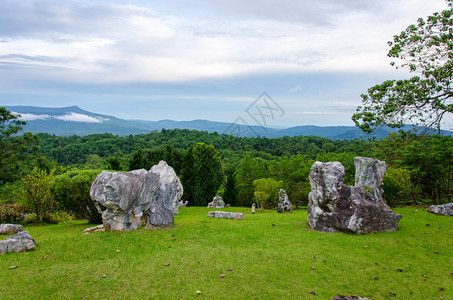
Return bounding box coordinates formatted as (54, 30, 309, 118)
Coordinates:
(17, 112, 105, 123)
(54, 113, 105, 123)
(0, 0, 449, 84)
(289, 84, 303, 93)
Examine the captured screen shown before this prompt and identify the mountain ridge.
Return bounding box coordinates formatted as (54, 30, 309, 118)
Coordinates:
(5, 105, 450, 140)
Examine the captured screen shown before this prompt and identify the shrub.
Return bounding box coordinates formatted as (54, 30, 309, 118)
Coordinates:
(50, 169, 103, 223)
(0, 204, 25, 223)
(44, 211, 75, 224)
(383, 167, 414, 206)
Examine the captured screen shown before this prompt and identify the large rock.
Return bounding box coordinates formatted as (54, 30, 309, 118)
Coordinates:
(0, 224, 24, 235)
(277, 189, 292, 213)
(207, 211, 244, 220)
(0, 231, 36, 255)
(90, 161, 182, 231)
(207, 196, 225, 208)
(307, 158, 402, 234)
(150, 161, 184, 214)
(427, 203, 453, 216)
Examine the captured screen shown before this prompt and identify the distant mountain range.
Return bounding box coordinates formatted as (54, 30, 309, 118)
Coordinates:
(4, 105, 451, 140)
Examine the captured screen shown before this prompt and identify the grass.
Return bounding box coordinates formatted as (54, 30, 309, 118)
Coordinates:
(1, 207, 452, 299)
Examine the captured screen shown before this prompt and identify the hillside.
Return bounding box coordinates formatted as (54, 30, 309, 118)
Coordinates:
(5, 105, 447, 139)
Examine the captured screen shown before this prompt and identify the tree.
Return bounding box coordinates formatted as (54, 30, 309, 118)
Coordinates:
(223, 167, 238, 206)
(50, 170, 103, 223)
(128, 149, 145, 170)
(107, 155, 122, 171)
(352, 3, 453, 133)
(253, 178, 283, 211)
(15, 168, 55, 222)
(0, 107, 38, 183)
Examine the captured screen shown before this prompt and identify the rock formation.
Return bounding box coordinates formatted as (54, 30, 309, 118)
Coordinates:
(207, 196, 225, 208)
(307, 158, 402, 234)
(150, 161, 184, 214)
(277, 189, 292, 213)
(0, 231, 36, 254)
(427, 203, 453, 216)
(251, 203, 256, 214)
(90, 161, 182, 231)
(0, 224, 24, 235)
(177, 200, 188, 208)
(207, 211, 244, 220)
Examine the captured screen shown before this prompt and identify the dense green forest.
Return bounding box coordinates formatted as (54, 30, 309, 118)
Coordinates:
(2, 122, 453, 217)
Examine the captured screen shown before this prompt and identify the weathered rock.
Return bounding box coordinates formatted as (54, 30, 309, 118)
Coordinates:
(82, 224, 105, 234)
(427, 203, 453, 216)
(307, 159, 402, 234)
(354, 157, 388, 204)
(207, 211, 244, 220)
(207, 196, 225, 208)
(150, 161, 184, 214)
(251, 203, 256, 214)
(177, 200, 188, 207)
(0, 231, 36, 255)
(331, 296, 373, 300)
(277, 189, 292, 213)
(0, 224, 24, 235)
(90, 161, 182, 231)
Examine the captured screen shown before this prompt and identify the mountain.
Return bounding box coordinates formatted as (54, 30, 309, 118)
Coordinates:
(4, 105, 451, 140)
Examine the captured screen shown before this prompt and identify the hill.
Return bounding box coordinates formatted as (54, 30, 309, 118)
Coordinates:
(5, 105, 450, 139)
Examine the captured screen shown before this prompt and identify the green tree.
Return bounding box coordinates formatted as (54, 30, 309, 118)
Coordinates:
(0, 107, 38, 183)
(15, 168, 55, 222)
(253, 178, 283, 211)
(128, 149, 145, 171)
(181, 145, 196, 204)
(352, 3, 453, 133)
(223, 167, 238, 206)
(107, 155, 122, 171)
(50, 170, 103, 223)
(192, 143, 224, 206)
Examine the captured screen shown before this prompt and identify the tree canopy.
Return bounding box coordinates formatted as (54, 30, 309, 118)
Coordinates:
(352, 3, 453, 133)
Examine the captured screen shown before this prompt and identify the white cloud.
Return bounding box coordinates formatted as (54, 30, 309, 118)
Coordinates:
(289, 84, 303, 93)
(16, 113, 50, 121)
(0, 0, 449, 84)
(54, 113, 105, 123)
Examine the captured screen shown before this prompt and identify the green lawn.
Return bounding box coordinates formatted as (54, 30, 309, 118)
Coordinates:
(1, 207, 452, 299)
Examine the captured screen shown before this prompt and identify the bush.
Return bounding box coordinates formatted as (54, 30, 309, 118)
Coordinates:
(44, 211, 75, 224)
(0, 204, 25, 223)
(383, 167, 414, 206)
(50, 170, 103, 223)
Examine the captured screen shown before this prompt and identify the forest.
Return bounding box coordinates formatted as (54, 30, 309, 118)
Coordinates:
(2, 110, 453, 224)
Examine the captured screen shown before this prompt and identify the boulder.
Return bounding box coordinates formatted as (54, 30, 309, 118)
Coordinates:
(207, 211, 244, 220)
(277, 189, 292, 213)
(90, 161, 182, 231)
(207, 196, 225, 208)
(251, 203, 256, 214)
(427, 203, 453, 216)
(0, 231, 36, 255)
(307, 158, 402, 234)
(0, 224, 24, 235)
(82, 225, 105, 234)
(177, 200, 188, 208)
(331, 296, 373, 300)
(150, 161, 184, 214)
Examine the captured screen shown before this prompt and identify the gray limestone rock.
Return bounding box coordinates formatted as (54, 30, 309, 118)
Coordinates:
(82, 224, 105, 234)
(277, 189, 292, 213)
(207, 211, 244, 220)
(354, 157, 388, 204)
(0, 231, 36, 255)
(207, 196, 225, 208)
(427, 203, 453, 216)
(177, 200, 188, 207)
(307, 158, 401, 234)
(251, 203, 256, 214)
(90, 161, 182, 231)
(331, 296, 373, 300)
(0, 224, 24, 235)
(150, 161, 184, 214)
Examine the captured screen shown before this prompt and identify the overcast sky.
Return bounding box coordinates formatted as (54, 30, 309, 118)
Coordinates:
(0, 0, 449, 127)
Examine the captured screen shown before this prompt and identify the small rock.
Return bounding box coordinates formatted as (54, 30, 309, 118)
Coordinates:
(196, 290, 202, 294)
(9, 266, 17, 269)
(115, 249, 120, 253)
(363, 245, 369, 248)
(227, 268, 233, 271)
(164, 263, 170, 266)
(219, 274, 226, 278)
(102, 274, 107, 278)
(311, 267, 317, 270)
(309, 291, 318, 295)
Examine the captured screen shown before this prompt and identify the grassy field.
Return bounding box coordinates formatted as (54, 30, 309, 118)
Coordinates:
(1, 207, 452, 299)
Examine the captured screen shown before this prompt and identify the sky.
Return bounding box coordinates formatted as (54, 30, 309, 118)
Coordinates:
(0, 0, 449, 128)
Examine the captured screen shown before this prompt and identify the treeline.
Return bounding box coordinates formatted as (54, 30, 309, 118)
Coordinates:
(3, 128, 453, 210)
